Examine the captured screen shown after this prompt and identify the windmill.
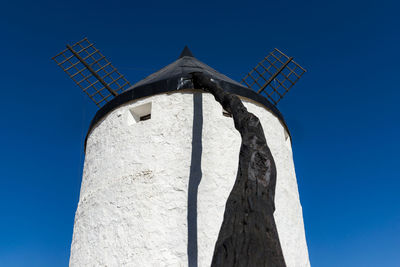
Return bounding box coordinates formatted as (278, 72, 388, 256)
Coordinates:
(53, 38, 309, 267)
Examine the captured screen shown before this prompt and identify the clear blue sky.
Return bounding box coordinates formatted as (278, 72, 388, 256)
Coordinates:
(0, 0, 399, 266)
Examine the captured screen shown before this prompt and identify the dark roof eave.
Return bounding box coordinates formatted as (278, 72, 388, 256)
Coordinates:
(84, 75, 291, 150)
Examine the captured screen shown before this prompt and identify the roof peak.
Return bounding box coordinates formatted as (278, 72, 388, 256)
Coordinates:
(179, 46, 194, 58)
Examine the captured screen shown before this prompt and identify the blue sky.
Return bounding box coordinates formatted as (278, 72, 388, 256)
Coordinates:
(0, 0, 399, 266)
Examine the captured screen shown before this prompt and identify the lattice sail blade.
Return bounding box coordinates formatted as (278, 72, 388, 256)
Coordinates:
(241, 48, 306, 105)
(52, 38, 131, 107)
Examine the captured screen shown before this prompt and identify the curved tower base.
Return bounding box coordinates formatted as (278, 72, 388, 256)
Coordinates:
(70, 91, 309, 267)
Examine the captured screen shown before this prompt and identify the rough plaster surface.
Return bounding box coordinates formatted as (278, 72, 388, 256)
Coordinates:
(70, 90, 310, 267)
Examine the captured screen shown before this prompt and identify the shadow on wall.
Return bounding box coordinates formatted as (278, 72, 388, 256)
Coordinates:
(187, 92, 203, 267)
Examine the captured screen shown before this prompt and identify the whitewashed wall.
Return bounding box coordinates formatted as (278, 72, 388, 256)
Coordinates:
(69, 90, 310, 267)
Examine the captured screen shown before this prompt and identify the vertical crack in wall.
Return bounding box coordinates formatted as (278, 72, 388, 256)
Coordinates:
(187, 92, 203, 267)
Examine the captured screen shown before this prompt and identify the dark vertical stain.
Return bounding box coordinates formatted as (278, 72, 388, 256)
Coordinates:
(191, 73, 286, 267)
(187, 92, 203, 267)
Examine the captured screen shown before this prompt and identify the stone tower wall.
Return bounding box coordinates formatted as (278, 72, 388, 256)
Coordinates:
(69, 90, 310, 267)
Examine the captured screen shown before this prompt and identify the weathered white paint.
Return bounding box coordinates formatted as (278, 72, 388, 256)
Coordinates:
(70, 90, 310, 267)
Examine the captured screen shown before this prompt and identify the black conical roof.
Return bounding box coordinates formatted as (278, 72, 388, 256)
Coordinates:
(86, 47, 289, 143)
(179, 46, 194, 58)
(129, 47, 245, 90)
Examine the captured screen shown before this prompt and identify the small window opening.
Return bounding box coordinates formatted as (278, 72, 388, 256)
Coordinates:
(284, 129, 292, 151)
(284, 129, 289, 141)
(140, 114, 151, 121)
(128, 102, 152, 124)
(222, 109, 232, 117)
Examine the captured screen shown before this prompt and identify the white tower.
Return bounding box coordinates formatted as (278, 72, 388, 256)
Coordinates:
(69, 48, 310, 267)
